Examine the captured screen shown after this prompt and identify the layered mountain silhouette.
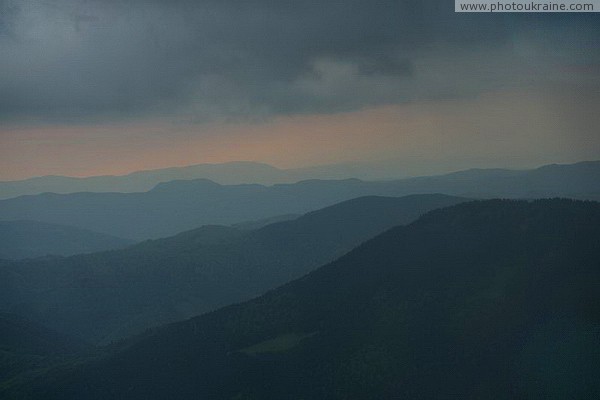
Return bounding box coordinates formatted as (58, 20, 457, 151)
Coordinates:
(0, 178, 390, 240)
(4, 199, 598, 399)
(0, 161, 405, 200)
(0, 162, 290, 200)
(231, 213, 301, 230)
(0, 161, 598, 240)
(0, 220, 133, 260)
(0, 195, 465, 343)
(3, 160, 598, 201)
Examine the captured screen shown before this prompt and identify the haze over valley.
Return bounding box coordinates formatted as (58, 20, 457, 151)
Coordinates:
(0, 1, 598, 398)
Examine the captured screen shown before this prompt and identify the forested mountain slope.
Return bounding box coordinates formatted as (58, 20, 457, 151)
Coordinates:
(0, 220, 133, 260)
(0, 195, 465, 343)
(6, 199, 599, 399)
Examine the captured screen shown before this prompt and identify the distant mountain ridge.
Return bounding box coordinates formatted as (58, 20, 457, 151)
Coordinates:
(0, 194, 466, 343)
(1, 160, 598, 201)
(0, 161, 598, 239)
(0, 220, 133, 260)
(0, 161, 378, 200)
(5, 199, 599, 399)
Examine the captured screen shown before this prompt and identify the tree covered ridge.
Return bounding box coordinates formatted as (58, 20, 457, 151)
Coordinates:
(5, 198, 598, 399)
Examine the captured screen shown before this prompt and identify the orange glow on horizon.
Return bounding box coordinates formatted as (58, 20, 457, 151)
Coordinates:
(0, 88, 598, 181)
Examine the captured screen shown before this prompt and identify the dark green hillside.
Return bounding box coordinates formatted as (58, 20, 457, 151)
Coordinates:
(0, 195, 464, 343)
(0, 314, 88, 386)
(0, 220, 133, 260)
(7, 199, 599, 399)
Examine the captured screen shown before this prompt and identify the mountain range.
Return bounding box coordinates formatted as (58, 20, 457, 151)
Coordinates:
(0, 220, 133, 260)
(0, 161, 410, 200)
(0, 162, 290, 200)
(3, 199, 598, 399)
(0, 161, 598, 240)
(0, 194, 466, 344)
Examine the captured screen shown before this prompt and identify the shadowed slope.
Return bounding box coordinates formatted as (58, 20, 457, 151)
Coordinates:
(0, 313, 89, 385)
(0, 195, 465, 343)
(0, 221, 133, 260)
(6, 199, 599, 399)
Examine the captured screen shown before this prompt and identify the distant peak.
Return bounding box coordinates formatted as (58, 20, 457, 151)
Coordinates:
(534, 160, 600, 171)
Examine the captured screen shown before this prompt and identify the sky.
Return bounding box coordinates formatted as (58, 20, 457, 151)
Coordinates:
(0, 0, 599, 180)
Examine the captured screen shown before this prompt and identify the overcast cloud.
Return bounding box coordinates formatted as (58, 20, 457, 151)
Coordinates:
(1, 0, 598, 123)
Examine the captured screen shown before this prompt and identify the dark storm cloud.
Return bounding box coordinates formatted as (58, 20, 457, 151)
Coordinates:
(0, 0, 598, 122)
